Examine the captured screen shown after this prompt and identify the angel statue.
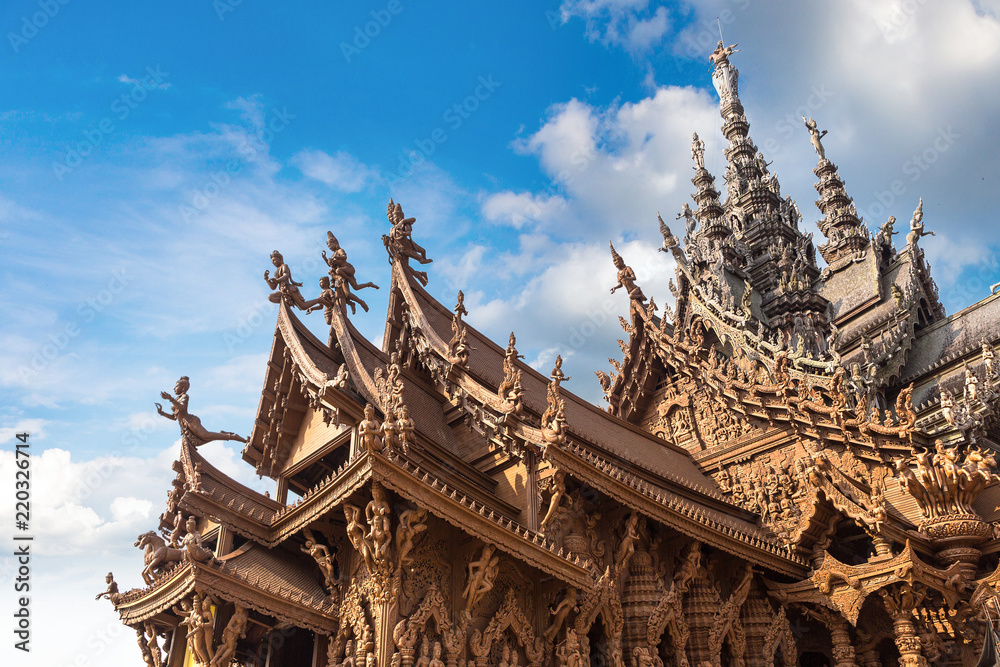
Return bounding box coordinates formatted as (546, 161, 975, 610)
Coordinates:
(156, 376, 247, 445)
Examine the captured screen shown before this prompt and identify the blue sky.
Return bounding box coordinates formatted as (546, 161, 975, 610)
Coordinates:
(3, 1, 1000, 664)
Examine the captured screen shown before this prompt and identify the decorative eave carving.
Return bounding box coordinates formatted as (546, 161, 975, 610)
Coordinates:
(766, 540, 965, 625)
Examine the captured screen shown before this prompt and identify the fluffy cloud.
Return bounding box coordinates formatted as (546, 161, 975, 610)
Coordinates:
(558, 0, 672, 54)
(293, 148, 379, 192)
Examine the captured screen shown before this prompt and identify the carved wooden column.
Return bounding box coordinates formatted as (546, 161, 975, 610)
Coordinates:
(829, 621, 858, 667)
(879, 585, 926, 667)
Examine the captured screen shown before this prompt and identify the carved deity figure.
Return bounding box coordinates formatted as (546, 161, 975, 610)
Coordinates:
(264, 250, 309, 309)
(396, 405, 415, 453)
(557, 628, 583, 667)
(179, 593, 215, 667)
(983, 339, 996, 378)
(395, 506, 428, 568)
(610, 242, 647, 302)
(381, 407, 400, 453)
(615, 512, 641, 572)
(341, 639, 357, 667)
(940, 392, 956, 426)
(323, 231, 379, 293)
(182, 516, 216, 564)
(906, 198, 933, 246)
(416, 637, 431, 667)
(384, 199, 432, 284)
(359, 404, 384, 453)
(545, 586, 578, 641)
(803, 117, 828, 160)
(429, 642, 445, 667)
(540, 469, 567, 531)
(210, 604, 248, 667)
(632, 646, 654, 667)
(345, 504, 374, 571)
(658, 214, 679, 252)
(166, 510, 185, 547)
(550, 355, 571, 389)
(463, 544, 500, 611)
(677, 202, 697, 240)
(365, 483, 393, 561)
(964, 365, 980, 402)
(137, 627, 155, 667)
(156, 376, 247, 445)
(95, 571, 119, 601)
(301, 533, 339, 590)
(709, 40, 740, 101)
(691, 132, 706, 169)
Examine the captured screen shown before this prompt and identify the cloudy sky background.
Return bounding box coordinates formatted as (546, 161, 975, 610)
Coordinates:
(2, 0, 1000, 664)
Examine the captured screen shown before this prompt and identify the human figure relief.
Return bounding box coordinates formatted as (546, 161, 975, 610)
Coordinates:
(344, 504, 374, 571)
(301, 530, 339, 590)
(264, 250, 310, 309)
(609, 242, 647, 302)
(381, 407, 400, 453)
(181, 516, 217, 564)
(615, 512, 640, 572)
(341, 639, 357, 667)
(463, 544, 500, 611)
(545, 586, 578, 641)
(906, 198, 933, 246)
(416, 637, 431, 667)
(210, 604, 248, 667)
(395, 506, 428, 568)
(396, 405, 415, 454)
(429, 642, 445, 667)
(95, 571, 119, 601)
(691, 132, 705, 169)
(323, 231, 379, 293)
(983, 339, 996, 378)
(365, 483, 392, 561)
(383, 199, 432, 284)
(136, 627, 155, 667)
(304, 276, 338, 323)
(156, 376, 247, 444)
(540, 469, 567, 532)
(803, 117, 828, 160)
(359, 404, 384, 453)
(658, 213, 679, 251)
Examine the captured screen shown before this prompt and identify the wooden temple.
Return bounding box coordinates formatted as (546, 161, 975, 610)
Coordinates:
(104, 43, 1000, 667)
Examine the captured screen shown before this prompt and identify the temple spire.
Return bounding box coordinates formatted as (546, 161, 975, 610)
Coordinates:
(808, 119, 870, 266)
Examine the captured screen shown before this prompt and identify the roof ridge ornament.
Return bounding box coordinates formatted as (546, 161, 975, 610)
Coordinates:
(709, 40, 740, 104)
(609, 242, 647, 304)
(383, 198, 433, 286)
(156, 376, 247, 445)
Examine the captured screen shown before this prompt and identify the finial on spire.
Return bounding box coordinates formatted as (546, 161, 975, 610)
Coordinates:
(803, 117, 828, 161)
(691, 132, 706, 170)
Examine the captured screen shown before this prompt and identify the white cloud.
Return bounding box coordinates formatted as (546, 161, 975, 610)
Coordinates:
(293, 148, 378, 192)
(559, 0, 671, 54)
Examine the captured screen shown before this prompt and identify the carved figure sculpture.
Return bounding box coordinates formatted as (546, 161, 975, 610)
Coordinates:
(182, 516, 217, 565)
(136, 626, 155, 667)
(940, 392, 956, 426)
(658, 214, 679, 251)
(136, 531, 186, 585)
(906, 198, 933, 246)
(381, 408, 399, 453)
(210, 604, 248, 667)
(384, 199, 432, 284)
(615, 512, 641, 572)
(95, 571, 119, 601)
(463, 544, 500, 611)
(691, 132, 705, 169)
(345, 504, 374, 571)
(264, 250, 309, 309)
(179, 592, 215, 667)
(366, 483, 393, 561)
(983, 339, 995, 378)
(395, 506, 428, 567)
(396, 405, 415, 454)
(301, 531, 339, 591)
(709, 40, 740, 101)
(540, 469, 567, 531)
(803, 117, 828, 160)
(416, 637, 431, 667)
(341, 639, 357, 667)
(610, 242, 647, 302)
(323, 231, 379, 293)
(359, 404, 384, 453)
(429, 642, 445, 667)
(156, 376, 247, 445)
(964, 365, 980, 402)
(545, 586, 578, 641)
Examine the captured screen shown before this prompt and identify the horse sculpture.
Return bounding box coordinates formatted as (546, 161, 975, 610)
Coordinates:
(135, 531, 185, 585)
